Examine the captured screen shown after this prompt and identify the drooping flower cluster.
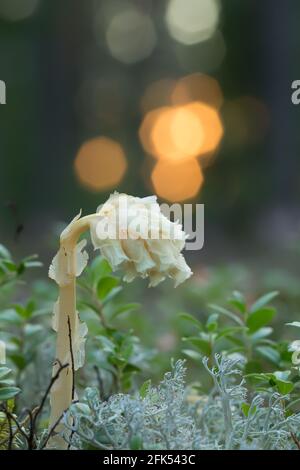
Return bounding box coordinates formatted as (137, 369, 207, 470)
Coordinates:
(48, 193, 192, 373)
(47, 193, 192, 448)
(90, 192, 192, 287)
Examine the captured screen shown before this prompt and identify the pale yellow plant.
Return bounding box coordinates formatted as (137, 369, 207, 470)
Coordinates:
(47, 193, 192, 448)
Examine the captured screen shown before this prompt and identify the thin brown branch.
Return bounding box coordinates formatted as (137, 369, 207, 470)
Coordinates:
(67, 316, 76, 450)
(27, 410, 35, 449)
(0, 405, 29, 444)
(67, 316, 75, 401)
(28, 361, 69, 448)
(291, 431, 300, 450)
(6, 411, 13, 450)
(0, 362, 69, 450)
(40, 405, 71, 449)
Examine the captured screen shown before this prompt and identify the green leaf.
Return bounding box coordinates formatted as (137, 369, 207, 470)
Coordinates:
(225, 335, 244, 347)
(246, 370, 294, 395)
(206, 313, 219, 332)
(91, 257, 112, 286)
(97, 276, 119, 300)
(10, 353, 27, 371)
(78, 300, 99, 314)
(241, 402, 256, 417)
(102, 286, 123, 305)
(0, 368, 11, 380)
(276, 380, 294, 394)
(178, 313, 203, 330)
(139, 379, 151, 398)
(256, 346, 280, 365)
(246, 307, 276, 333)
(13, 301, 35, 320)
(269, 371, 294, 395)
(250, 327, 273, 342)
(119, 342, 134, 361)
(109, 355, 126, 367)
(16, 262, 25, 275)
(0, 309, 23, 325)
(183, 336, 211, 355)
(228, 291, 246, 313)
(130, 436, 143, 450)
(249, 291, 278, 313)
(24, 324, 44, 336)
(209, 304, 244, 326)
(286, 321, 300, 328)
(0, 379, 14, 386)
(122, 363, 140, 374)
(0, 260, 16, 272)
(111, 303, 140, 320)
(216, 326, 247, 340)
(32, 308, 51, 318)
(273, 370, 291, 381)
(182, 349, 203, 362)
(95, 335, 115, 352)
(0, 387, 20, 401)
(24, 260, 43, 268)
(0, 245, 11, 260)
(244, 360, 263, 375)
(245, 372, 270, 382)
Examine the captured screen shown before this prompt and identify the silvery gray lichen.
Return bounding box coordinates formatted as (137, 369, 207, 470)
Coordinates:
(63, 357, 300, 450)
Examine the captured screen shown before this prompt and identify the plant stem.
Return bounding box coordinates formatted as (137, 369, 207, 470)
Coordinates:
(47, 214, 99, 448)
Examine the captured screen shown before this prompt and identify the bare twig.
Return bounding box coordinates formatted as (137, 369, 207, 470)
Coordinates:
(291, 432, 300, 450)
(0, 404, 29, 444)
(40, 402, 78, 450)
(66, 316, 77, 449)
(6, 411, 13, 450)
(0, 362, 69, 450)
(27, 361, 69, 449)
(67, 316, 75, 401)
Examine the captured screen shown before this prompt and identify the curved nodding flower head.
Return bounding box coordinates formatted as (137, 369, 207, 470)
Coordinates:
(90, 192, 192, 287)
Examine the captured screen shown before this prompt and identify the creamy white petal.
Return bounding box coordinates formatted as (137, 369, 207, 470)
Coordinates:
(121, 239, 156, 273)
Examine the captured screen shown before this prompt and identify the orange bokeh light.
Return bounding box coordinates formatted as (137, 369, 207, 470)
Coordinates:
(151, 105, 205, 161)
(151, 158, 204, 202)
(74, 137, 127, 191)
(184, 101, 223, 155)
(139, 101, 223, 162)
(171, 73, 223, 109)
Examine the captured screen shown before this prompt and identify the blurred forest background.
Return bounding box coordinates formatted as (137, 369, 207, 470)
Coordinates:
(1, 0, 300, 336)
